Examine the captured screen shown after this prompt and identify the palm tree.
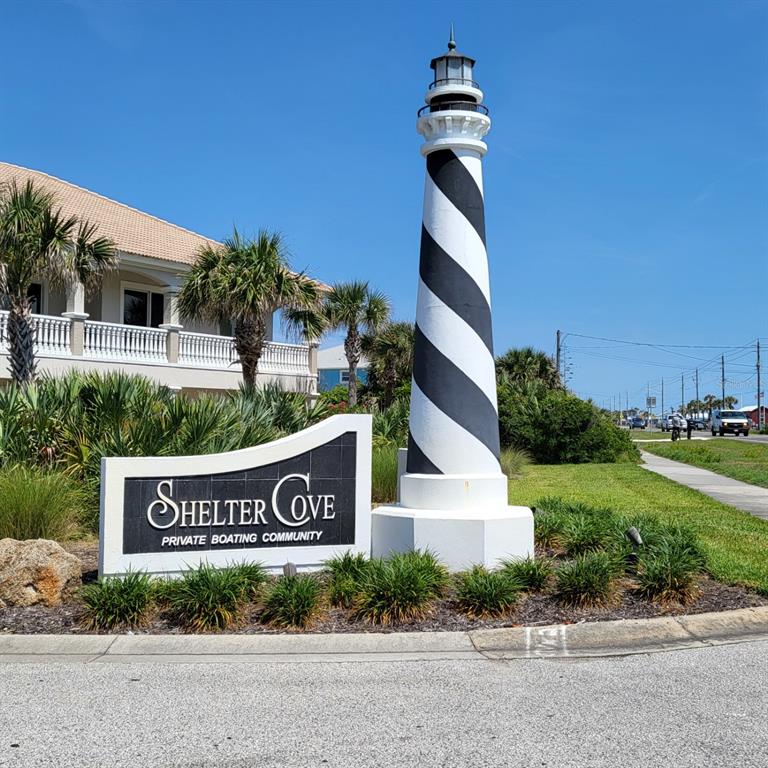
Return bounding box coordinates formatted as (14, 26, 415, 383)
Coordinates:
(177, 229, 322, 389)
(495, 346, 561, 389)
(362, 321, 414, 407)
(0, 179, 117, 385)
(703, 394, 717, 417)
(323, 281, 390, 407)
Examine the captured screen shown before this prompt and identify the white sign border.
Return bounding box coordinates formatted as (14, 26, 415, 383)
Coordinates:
(99, 414, 372, 577)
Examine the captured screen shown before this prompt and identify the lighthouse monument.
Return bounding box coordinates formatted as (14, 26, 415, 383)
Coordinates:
(371, 31, 534, 570)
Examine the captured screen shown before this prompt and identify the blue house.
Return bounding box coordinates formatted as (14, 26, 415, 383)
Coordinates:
(317, 344, 369, 392)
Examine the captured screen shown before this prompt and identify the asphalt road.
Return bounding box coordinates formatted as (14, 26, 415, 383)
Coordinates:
(2, 641, 767, 768)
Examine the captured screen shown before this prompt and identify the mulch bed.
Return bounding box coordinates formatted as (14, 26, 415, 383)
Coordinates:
(1, 542, 766, 635)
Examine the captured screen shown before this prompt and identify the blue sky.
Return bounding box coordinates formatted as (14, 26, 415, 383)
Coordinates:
(2, 0, 766, 410)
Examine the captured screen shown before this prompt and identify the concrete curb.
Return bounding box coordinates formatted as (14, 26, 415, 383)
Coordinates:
(1, 607, 767, 663)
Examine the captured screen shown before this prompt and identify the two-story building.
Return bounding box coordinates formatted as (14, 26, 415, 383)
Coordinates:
(0, 162, 318, 394)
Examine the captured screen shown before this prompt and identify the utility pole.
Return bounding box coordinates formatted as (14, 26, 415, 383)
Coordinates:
(647, 381, 650, 419)
(681, 374, 685, 414)
(758, 340, 762, 431)
(695, 368, 700, 415)
(721, 355, 726, 408)
(661, 378, 664, 415)
(556, 330, 561, 381)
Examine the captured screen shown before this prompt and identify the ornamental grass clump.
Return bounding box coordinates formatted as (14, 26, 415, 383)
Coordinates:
(356, 550, 448, 625)
(532, 497, 570, 549)
(260, 575, 322, 629)
(227, 561, 268, 600)
(555, 551, 620, 608)
(80, 571, 155, 631)
(0, 466, 85, 540)
(455, 566, 521, 618)
(501, 556, 553, 592)
(560, 506, 614, 557)
(635, 533, 705, 604)
(325, 551, 370, 608)
(164, 564, 248, 631)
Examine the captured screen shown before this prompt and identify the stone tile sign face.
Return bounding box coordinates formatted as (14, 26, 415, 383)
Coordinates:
(99, 415, 372, 577)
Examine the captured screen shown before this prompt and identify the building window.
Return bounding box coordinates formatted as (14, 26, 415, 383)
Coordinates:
(28, 283, 43, 314)
(340, 370, 350, 384)
(122, 287, 165, 327)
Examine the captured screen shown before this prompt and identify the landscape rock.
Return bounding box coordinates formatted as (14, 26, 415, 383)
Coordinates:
(0, 538, 82, 608)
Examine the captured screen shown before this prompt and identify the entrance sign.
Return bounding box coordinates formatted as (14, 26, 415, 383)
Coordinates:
(99, 415, 372, 577)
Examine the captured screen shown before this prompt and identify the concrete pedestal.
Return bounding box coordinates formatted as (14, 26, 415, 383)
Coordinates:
(371, 472, 534, 570)
(371, 504, 533, 570)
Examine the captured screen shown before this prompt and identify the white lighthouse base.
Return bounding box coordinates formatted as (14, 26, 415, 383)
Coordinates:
(371, 504, 534, 571)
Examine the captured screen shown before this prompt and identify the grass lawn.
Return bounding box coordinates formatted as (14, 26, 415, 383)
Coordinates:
(642, 439, 768, 489)
(629, 430, 671, 441)
(508, 462, 768, 595)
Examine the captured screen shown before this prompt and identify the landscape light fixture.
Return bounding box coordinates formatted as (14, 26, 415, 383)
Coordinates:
(625, 527, 643, 567)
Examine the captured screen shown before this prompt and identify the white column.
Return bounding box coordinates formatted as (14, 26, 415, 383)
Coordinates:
(62, 281, 88, 356)
(159, 290, 182, 364)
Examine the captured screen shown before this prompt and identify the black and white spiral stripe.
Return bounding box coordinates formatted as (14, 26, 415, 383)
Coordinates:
(407, 148, 501, 475)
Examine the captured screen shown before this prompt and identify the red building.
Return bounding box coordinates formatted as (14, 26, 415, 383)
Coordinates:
(739, 405, 768, 428)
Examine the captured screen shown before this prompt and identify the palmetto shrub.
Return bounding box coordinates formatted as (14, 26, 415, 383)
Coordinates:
(0, 466, 85, 540)
(455, 566, 521, 618)
(80, 571, 155, 631)
(260, 575, 322, 629)
(163, 564, 249, 632)
(0, 371, 329, 532)
(501, 556, 553, 592)
(555, 551, 620, 608)
(356, 550, 448, 625)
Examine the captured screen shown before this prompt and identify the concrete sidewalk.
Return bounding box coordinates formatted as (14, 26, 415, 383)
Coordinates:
(642, 450, 768, 519)
(2, 607, 767, 663)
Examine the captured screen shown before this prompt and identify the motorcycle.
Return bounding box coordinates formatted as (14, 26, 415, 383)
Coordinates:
(671, 426, 680, 441)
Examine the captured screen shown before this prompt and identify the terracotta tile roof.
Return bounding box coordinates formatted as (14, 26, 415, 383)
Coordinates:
(0, 162, 218, 266)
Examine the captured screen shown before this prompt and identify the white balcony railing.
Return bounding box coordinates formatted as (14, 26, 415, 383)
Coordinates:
(0, 311, 314, 385)
(84, 320, 167, 362)
(179, 331, 311, 375)
(0, 310, 71, 356)
(179, 331, 238, 368)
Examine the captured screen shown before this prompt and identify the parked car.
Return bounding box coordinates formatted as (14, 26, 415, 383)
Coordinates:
(690, 417, 706, 430)
(711, 410, 750, 437)
(628, 416, 646, 430)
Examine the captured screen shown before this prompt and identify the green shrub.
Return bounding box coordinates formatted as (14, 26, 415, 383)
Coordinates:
(555, 551, 619, 607)
(635, 536, 703, 604)
(0, 466, 85, 540)
(500, 446, 530, 477)
(498, 382, 638, 464)
(227, 561, 268, 600)
(325, 552, 370, 608)
(319, 384, 350, 406)
(401, 549, 449, 598)
(533, 498, 615, 553)
(0, 371, 328, 533)
(501, 556, 553, 591)
(164, 564, 248, 631)
(260, 575, 322, 629)
(372, 443, 399, 503)
(455, 566, 521, 618)
(80, 571, 155, 630)
(560, 508, 614, 556)
(356, 551, 447, 625)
